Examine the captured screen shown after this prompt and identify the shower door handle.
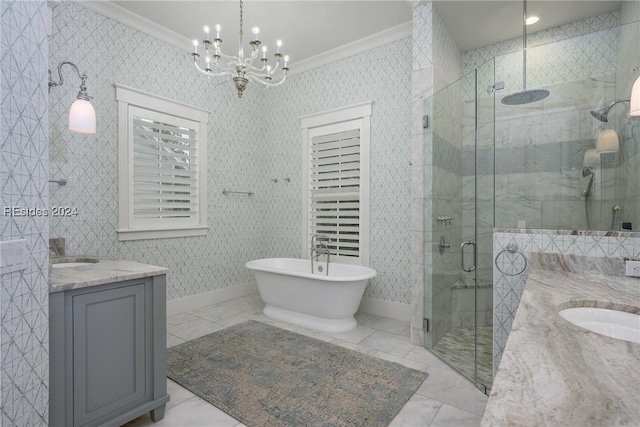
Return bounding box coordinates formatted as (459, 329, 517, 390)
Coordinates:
(461, 241, 476, 273)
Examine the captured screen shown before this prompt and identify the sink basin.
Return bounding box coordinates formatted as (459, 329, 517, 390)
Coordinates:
(51, 258, 100, 269)
(559, 307, 640, 344)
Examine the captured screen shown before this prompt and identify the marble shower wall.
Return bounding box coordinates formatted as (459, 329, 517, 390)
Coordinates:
(493, 228, 640, 372)
(1, 1, 50, 424)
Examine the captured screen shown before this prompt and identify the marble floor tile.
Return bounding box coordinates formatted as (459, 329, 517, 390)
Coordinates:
(326, 324, 376, 344)
(167, 319, 224, 341)
(416, 365, 488, 416)
(429, 403, 482, 427)
(219, 296, 265, 314)
(294, 327, 335, 342)
(191, 305, 242, 323)
(355, 311, 374, 323)
(329, 338, 379, 356)
(166, 333, 185, 348)
(166, 312, 200, 327)
(216, 313, 255, 327)
(400, 326, 411, 337)
(404, 346, 452, 369)
(166, 379, 194, 410)
(361, 315, 411, 334)
(123, 396, 241, 427)
(388, 394, 442, 427)
(374, 351, 430, 372)
(359, 330, 415, 357)
(157, 298, 487, 426)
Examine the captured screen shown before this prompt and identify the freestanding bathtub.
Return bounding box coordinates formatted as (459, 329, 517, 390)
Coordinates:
(245, 258, 377, 333)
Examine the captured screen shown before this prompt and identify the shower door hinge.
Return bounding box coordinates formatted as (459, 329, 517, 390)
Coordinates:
(487, 82, 505, 93)
(422, 115, 429, 129)
(423, 318, 430, 331)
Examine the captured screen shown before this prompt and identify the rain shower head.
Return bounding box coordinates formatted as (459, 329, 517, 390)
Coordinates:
(501, 89, 550, 105)
(590, 98, 631, 123)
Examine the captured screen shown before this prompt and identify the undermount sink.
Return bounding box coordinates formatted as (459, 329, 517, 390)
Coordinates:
(51, 258, 100, 268)
(559, 307, 640, 344)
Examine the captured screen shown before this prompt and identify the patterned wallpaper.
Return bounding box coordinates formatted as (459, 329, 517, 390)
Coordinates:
(412, 2, 432, 69)
(49, 2, 413, 304)
(0, 1, 50, 424)
(463, 11, 620, 74)
(264, 38, 413, 304)
(49, 1, 270, 301)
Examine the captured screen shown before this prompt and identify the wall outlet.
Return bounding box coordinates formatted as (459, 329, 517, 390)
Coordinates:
(625, 260, 640, 277)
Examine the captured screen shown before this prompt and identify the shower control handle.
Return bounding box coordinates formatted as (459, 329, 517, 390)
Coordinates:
(461, 241, 476, 273)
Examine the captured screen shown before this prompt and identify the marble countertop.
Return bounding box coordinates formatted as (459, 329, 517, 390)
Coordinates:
(482, 261, 640, 426)
(49, 256, 168, 293)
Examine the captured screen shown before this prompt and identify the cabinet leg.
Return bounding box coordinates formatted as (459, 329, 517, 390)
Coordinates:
(150, 404, 166, 422)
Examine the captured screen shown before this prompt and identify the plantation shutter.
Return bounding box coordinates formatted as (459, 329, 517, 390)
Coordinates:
(309, 127, 362, 259)
(129, 106, 200, 228)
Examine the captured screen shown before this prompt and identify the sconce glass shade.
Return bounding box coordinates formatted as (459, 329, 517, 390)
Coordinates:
(583, 148, 601, 167)
(596, 129, 619, 154)
(631, 75, 640, 116)
(68, 99, 96, 134)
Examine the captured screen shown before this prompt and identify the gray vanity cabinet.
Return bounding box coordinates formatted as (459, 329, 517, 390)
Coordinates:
(50, 275, 169, 427)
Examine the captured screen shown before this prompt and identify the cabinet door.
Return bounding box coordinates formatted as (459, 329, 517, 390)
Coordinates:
(72, 283, 147, 426)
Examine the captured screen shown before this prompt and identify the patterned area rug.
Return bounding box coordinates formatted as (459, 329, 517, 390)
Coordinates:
(167, 320, 428, 427)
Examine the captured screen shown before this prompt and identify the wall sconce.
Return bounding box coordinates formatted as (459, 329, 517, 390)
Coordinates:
(596, 129, 619, 154)
(48, 61, 96, 134)
(583, 148, 601, 167)
(631, 75, 640, 117)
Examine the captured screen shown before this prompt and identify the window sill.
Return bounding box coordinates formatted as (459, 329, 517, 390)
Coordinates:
(116, 226, 209, 241)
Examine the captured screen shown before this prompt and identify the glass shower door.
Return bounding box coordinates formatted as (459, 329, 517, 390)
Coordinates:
(423, 59, 495, 393)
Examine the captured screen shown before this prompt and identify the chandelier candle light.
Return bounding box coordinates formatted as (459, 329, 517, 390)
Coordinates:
(191, 0, 289, 98)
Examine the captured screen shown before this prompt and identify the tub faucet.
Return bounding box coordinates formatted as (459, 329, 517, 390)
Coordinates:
(311, 234, 331, 275)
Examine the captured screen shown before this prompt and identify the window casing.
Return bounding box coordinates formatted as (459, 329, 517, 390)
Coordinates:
(301, 102, 372, 265)
(116, 84, 209, 240)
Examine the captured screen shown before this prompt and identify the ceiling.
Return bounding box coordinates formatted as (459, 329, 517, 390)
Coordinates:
(102, 1, 622, 65)
(434, 1, 622, 52)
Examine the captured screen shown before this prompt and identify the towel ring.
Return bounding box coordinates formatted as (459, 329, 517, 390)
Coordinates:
(495, 242, 527, 276)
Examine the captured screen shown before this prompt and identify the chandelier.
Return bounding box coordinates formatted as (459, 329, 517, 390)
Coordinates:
(191, 0, 289, 98)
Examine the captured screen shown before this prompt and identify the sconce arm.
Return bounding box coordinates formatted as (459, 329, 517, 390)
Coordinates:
(48, 61, 91, 100)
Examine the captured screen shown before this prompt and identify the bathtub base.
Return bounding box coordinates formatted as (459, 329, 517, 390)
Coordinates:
(263, 305, 357, 333)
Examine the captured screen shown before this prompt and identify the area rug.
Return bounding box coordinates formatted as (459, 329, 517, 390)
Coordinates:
(167, 320, 428, 427)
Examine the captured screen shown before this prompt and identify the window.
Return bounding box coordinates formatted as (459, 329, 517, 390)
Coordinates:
(115, 84, 209, 240)
(301, 102, 372, 265)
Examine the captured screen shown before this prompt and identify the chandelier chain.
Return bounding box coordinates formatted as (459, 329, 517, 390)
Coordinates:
(239, 0, 244, 36)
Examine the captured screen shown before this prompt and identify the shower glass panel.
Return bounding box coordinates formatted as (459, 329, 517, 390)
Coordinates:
(423, 59, 495, 393)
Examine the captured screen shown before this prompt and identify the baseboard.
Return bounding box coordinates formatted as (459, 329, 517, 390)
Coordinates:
(167, 282, 258, 316)
(358, 297, 411, 322)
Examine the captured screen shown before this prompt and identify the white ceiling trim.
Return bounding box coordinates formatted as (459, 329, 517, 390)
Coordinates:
(289, 21, 412, 76)
(78, 1, 192, 52)
(77, 1, 411, 77)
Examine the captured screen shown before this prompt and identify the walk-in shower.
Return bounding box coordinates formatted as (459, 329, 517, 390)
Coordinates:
(422, 13, 640, 394)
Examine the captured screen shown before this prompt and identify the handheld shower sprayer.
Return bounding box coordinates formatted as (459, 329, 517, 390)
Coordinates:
(581, 167, 595, 198)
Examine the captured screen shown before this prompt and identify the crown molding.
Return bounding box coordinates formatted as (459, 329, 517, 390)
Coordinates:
(77, 2, 411, 76)
(77, 1, 191, 52)
(289, 21, 412, 76)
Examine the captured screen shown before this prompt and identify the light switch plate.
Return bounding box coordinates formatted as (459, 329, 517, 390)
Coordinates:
(625, 260, 640, 277)
(0, 239, 27, 275)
